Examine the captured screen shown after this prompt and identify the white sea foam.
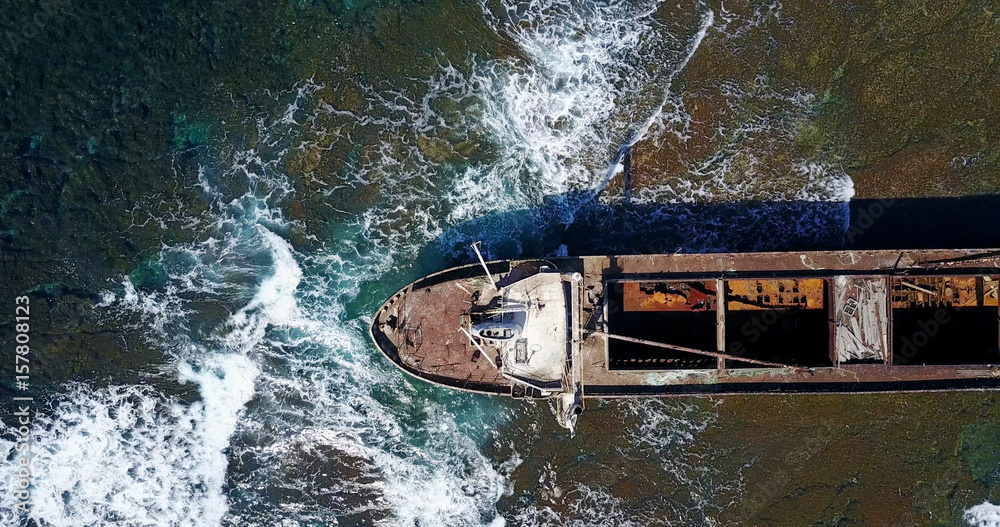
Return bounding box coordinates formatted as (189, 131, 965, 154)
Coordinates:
(311, 0, 719, 254)
(225, 275, 513, 525)
(967, 502, 1000, 527)
(65, 76, 513, 526)
(470, 0, 713, 215)
(715, 0, 785, 41)
(510, 483, 653, 527)
(0, 354, 258, 527)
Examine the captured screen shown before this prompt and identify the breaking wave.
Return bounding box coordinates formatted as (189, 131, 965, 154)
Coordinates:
(966, 501, 1000, 527)
(0, 78, 510, 526)
(1, 357, 257, 527)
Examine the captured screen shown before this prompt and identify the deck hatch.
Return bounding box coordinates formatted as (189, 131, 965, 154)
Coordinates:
(890, 276, 1000, 365)
(607, 280, 719, 370)
(723, 279, 831, 368)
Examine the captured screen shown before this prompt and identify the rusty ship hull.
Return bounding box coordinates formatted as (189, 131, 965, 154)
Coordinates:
(370, 249, 1000, 425)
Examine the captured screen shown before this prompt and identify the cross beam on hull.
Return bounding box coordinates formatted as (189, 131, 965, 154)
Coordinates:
(597, 331, 808, 372)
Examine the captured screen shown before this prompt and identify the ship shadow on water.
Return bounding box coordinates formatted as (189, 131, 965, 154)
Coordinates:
(843, 194, 1000, 251)
(420, 191, 1000, 269)
(422, 191, 850, 268)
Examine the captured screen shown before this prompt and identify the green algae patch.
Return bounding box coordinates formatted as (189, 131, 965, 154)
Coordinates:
(128, 256, 169, 289)
(416, 135, 457, 164)
(0, 189, 25, 216)
(958, 423, 1000, 486)
(171, 114, 212, 149)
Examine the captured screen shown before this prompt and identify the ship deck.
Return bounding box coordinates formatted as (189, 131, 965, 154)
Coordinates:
(371, 249, 1000, 398)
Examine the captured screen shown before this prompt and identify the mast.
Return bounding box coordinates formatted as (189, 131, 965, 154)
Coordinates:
(470, 241, 497, 290)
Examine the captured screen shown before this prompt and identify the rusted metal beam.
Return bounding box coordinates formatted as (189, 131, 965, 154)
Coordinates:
(459, 326, 499, 370)
(716, 278, 726, 371)
(901, 280, 936, 295)
(596, 331, 808, 371)
(917, 250, 1000, 266)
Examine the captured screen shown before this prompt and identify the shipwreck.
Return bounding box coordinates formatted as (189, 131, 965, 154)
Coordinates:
(370, 249, 1000, 430)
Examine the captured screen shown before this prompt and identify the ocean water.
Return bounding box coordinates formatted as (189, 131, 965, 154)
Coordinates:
(1, 0, 997, 525)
